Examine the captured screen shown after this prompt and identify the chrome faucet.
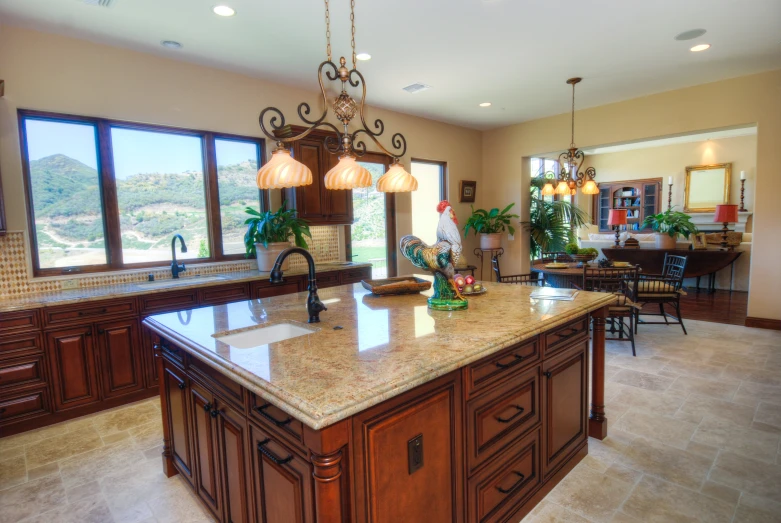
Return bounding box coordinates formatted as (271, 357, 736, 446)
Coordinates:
(171, 234, 187, 279)
(269, 247, 327, 323)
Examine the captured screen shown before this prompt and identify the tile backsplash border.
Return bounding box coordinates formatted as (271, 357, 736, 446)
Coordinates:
(0, 226, 341, 298)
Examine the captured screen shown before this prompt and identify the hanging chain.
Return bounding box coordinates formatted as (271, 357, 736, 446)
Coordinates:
(350, 0, 357, 69)
(324, 0, 332, 62)
(570, 81, 576, 148)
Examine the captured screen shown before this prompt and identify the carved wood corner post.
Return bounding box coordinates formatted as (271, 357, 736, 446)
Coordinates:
(304, 419, 351, 523)
(154, 337, 178, 478)
(588, 306, 609, 440)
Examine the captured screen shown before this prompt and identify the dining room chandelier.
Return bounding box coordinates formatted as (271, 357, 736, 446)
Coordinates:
(255, 0, 417, 193)
(556, 78, 599, 196)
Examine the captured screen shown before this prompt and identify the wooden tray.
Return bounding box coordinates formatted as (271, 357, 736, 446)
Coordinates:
(361, 277, 432, 296)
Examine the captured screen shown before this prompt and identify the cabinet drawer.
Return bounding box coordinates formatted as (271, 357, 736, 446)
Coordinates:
(467, 430, 541, 523)
(199, 283, 250, 306)
(251, 278, 303, 299)
(0, 333, 43, 360)
(140, 290, 199, 315)
(466, 365, 540, 474)
(340, 267, 370, 284)
(158, 337, 185, 366)
(0, 355, 46, 390)
(189, 356, 245, 409)
(249, 393, 306, 453)
(44, 299, 137, 327)
(0, 309, 40, 335)
(544, 317, 588, 357)
(315, 271, 340, 289)
(0, 387, 50, 426)
(465, 339, 539, 396)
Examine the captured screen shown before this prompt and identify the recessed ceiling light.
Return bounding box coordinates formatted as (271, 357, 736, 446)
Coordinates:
(161, 40, 183, 49)
(675, 28, 706, 41)
(690, 44, 711, 52)
(213, 5, 235, 16)
(356, 53, 371, 61)
(479, 102, 492, 107)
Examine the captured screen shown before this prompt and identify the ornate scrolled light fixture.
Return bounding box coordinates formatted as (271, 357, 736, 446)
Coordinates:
(557, 78, 599, 196)
(256, 0, 416, 192)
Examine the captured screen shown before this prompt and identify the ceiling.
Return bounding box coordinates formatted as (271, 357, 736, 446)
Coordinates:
(0, 0, 779, 130)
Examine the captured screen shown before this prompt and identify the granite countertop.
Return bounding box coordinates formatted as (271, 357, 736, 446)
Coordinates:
(143, 279, 616, 430)
(0, 262, 371, 313)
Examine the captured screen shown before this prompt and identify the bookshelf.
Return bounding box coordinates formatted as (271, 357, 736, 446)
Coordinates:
(594, 178, 662, 232)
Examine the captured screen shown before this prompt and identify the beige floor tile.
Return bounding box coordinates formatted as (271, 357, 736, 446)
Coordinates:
(0, 424, 69, 453)
(733, 493, 781, 523)
(130, 419, 164, 451)
(144, 445, 164, 461)
(616, 437, 713, 490)
(621, 475, 735, 522)
(669, 374, 741, 400)
(92, 401, 161, 437)
(686, 440, 720, 461)
(587, 429, 636, 466)
(608, 355, 669, 374)
(0, 475, 67, 523)
(607, 383, 686, 417)
(733, 382, 781, 407)
(755, 401, 781, 429)
(25, 427, 104, 468)
(614, 408, 698, 449)
(19, 493, 115, 523)
(522, 500, 592, 522)
(700, 480, 741, 504)
(0, 444, 26, 461)
(710, 451, 781, 502)
(0, 455, 27, 491)
(27, 462, 59, 482)
(65, 480, 102, 504)
(659, 359, 727, 379)
(545, 464, 634, 521)
(610, 513, 643, 522)
(675, 393, 757, 425)
(610, 369, 675, 392)
(604, 463, 642, 484)
(58, 440, 147, 490)
(102, 431, 131, 445)
(693, 416, 781, 463)
(147, 480, 217, 523)
(725, 365, 781, 386)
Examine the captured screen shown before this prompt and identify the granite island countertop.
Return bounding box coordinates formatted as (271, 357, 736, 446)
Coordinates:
(143, 278, 616, 430)
(0, 262, 371, 313)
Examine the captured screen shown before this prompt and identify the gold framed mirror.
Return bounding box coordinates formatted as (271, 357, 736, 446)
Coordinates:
(684, 163, 731, 212)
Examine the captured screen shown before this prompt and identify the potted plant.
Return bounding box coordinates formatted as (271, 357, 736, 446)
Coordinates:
(244, 202, 311, 271)
(566, 242, 598, 262)
(463, 203, 520, 250)
(641, 208, 698, 249)
(524, 177, 591, 260)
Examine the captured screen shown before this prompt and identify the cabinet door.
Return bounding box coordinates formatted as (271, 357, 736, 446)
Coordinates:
(542, 341, 588, 478)
(289, 139, 328, 221)
(162, 361, 194, 484)
(597, 186, 611, 231)
(250, 423, 315, 523)
(216, 401, 253, 523)
(189, 381, 222, 517)
(324, 153, 353, 224)
(142, 326, 159, 390)
(95, 319, 144, 399)
(642, 182, 660, 229)
(46, 326, 100, 411)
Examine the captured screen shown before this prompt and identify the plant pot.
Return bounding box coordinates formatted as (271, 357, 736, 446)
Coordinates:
(255, 242, 292, 272)
(655, 233, 677, 250)
(480, 233, 502, 250)
(572, 254, 597, 263)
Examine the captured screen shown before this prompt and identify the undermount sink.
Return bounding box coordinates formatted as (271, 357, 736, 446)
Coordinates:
(135, 275, 228, 289)
(213, 322, 319, 348)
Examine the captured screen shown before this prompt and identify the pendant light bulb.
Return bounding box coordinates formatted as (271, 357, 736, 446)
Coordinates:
(555, 180, 570, 195)
(581, 179, 599, 195)
(256, 148, 313, 189)
(324, 155, 372, 190)
(377, 160, 418, 193)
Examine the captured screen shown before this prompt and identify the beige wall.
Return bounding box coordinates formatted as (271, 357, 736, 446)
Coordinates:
(483, 69, 781, 321)
(0, 25, 483, 278)
(578, 134, 757, 238)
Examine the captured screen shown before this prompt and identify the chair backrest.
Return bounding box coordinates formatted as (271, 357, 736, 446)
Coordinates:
(493, 255, 543, 286)
(582, 266, 640, 294)
(491, 255, 502, 282)
(541, 251, 570, 263)
(662, 254, 688, 281)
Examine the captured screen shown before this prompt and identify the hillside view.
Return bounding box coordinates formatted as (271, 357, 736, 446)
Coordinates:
(30, 154, 260, 268)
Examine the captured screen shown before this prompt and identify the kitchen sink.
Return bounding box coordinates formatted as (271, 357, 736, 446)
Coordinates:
(134, 275, 228, 289)
(214, 322, 318, 348)
(320, 261, 356, 266)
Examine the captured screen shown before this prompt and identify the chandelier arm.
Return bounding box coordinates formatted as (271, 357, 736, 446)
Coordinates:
(349, 69, 387, 139)
(574, 166, 597, 187)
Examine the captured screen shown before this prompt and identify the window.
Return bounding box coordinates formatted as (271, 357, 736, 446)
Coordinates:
(410, 160, 446, 245)
(19, 110, 265, 276)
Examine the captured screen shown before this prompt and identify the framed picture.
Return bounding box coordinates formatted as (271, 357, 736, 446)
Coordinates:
(684, 163, 731, 212)
(690, 232, 708, 250)
(459, 180, 477, 203)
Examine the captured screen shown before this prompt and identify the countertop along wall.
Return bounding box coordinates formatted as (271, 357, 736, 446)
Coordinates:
(0, 25, 483, 283)
(482, 69, 781, 323)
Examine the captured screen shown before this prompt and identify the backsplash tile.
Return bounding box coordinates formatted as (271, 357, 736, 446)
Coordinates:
(0, 227, 340, 298)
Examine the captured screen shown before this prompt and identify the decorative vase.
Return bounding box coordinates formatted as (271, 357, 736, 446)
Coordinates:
(480, 233, 502, 250)
(655, 233, 677, 250)
(255, 242, 292, 272)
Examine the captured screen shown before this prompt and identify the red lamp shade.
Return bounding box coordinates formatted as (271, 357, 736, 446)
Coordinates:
(607, 209, 628, 226)
(714, 204, 739, 223)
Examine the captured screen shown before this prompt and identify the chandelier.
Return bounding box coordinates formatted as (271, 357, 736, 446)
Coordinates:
(255, 0, 417, 193)
(556, 78, 599, 196)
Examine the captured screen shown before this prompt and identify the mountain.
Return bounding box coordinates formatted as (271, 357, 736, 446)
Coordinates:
(29, 154, 101, 217)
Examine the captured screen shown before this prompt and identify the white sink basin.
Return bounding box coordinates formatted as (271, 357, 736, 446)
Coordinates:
(135, 275, 227, 289)
(214, 322, 318, 348)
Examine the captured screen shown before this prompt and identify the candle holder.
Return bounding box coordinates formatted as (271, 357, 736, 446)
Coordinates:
(739, 179, 747, 212)
(667, 183, 673, 211)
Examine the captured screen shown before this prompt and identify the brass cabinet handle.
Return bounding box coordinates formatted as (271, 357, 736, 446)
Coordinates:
(496, 471, 525, 494)
(257, 438, 293, 465)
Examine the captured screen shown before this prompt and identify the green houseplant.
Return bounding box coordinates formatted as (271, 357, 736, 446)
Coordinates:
(244, 202, 311, 271)
(641, 207, 698, 249)
(463, 203, 520, 250)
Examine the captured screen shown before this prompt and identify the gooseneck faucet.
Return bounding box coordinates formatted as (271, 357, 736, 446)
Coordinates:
(171, 234, 187, 279)
(269, 247, 327, 323)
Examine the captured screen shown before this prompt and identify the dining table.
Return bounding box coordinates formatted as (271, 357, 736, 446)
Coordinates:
(530, 261, 586, 289)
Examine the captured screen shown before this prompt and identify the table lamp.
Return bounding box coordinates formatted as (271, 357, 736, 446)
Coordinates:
(607, 209, 628, 247)
(714, 204, 739, 251)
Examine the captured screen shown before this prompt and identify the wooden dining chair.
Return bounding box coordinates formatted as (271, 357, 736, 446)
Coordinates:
(630, 253, 689, 335)
(540, 251, 570, 263)
(492, 255, 545, 286)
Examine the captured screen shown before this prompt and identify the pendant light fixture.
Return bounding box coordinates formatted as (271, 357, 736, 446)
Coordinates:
(256, 0, 416, 192)
(558, 78, 599, 195)
(256, 147, 313, 189)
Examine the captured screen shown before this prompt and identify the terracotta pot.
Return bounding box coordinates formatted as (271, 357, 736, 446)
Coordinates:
(655, 233, 677, 250)
(255, 242, 292, 272)
(479, 233, 502, 250)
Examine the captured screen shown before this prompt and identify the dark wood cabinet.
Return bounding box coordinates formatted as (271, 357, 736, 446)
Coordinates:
(95, 319, 144, 399)
(251, 276, 305, 300)
(162, 360, 195, 484)
(189, 380, 222, 517)
(594, 179, 662, 232)
(215, 401, 253, 523)
(46, 326, 100, 411)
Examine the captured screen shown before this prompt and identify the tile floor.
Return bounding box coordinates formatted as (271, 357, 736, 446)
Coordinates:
(0, 319, 779, 522)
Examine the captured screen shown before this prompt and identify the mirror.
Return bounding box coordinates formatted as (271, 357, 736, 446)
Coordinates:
(684, 163, 731, 212)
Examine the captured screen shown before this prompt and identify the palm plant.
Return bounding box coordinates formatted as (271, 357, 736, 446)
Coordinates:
(524, 175, 591, 260)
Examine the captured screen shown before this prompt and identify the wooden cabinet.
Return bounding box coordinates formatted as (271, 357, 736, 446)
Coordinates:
(251, 277, 305, 300)
(46, 326, 100, 411)
(95, 319, 144, 399)
(215, 401, 253, 523)
(594, 179, 662, 232)
(189, 380, 222, 517)
(162, 360, 195, 485)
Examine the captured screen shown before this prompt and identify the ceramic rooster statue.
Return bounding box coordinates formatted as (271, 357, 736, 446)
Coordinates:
(400, 200, 468, 310)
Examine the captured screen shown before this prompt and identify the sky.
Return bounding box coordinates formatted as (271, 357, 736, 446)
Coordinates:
(24, 119, 258, 179)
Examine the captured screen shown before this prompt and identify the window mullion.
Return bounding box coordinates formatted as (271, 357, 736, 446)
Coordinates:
(97, 121, 124, 269)
(203, 133, 222, 261)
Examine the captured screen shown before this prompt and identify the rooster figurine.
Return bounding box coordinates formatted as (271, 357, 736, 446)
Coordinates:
(400, 200, 468, 310)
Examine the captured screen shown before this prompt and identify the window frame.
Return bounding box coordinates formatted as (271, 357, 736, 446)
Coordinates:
(18, 109, 266, 277)
(410, 158, 447, 201)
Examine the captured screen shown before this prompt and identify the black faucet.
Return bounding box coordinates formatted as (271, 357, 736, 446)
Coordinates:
(171, 234, 187, 279)
(270, 247, 327, 323)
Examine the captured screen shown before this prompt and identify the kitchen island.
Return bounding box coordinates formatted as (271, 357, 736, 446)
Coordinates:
(142, 279, 614, 523)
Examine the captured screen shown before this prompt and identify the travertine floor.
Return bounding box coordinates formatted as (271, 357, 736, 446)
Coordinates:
(0, 319, 779, 522)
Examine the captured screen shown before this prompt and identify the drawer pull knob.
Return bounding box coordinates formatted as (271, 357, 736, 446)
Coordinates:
(256, 403, 293, 427)
(257, 438, 294, 465)
(97, 329, 105, 335)
(496, 471, 525, 494)
(495, 354, 524, 370)
(210, 409, 219, 419)
(177, 382, 186, 390)
(496, 405, 525, 423)
(203, 402, 212, 412)
(544, 371, 553, 378)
